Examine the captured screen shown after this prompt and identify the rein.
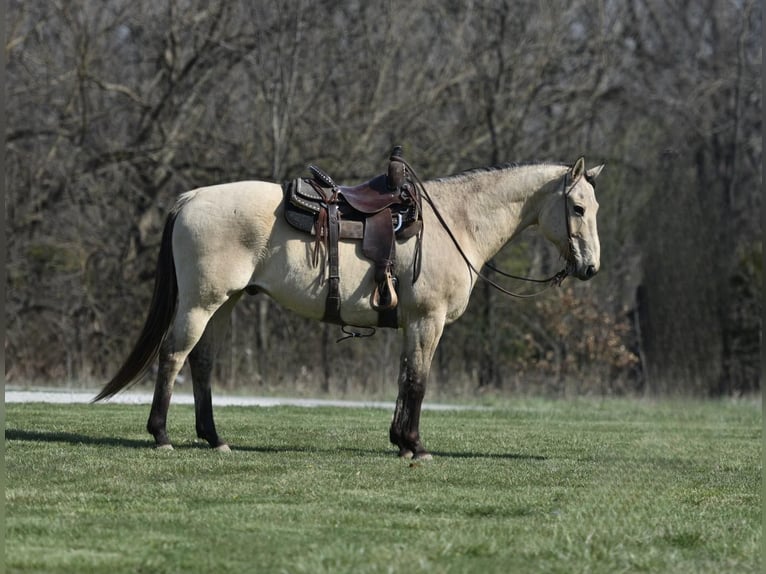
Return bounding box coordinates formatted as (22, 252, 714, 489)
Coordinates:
(402, 159, 580, 299)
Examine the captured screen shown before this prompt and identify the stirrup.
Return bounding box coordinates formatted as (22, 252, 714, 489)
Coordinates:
(371, 273, 398, 311)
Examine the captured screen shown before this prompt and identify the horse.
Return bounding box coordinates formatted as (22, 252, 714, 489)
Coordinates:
(94, 155, 603, 459)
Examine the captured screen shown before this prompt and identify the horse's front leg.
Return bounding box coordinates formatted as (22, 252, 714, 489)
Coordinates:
(390, 317, 445, 460)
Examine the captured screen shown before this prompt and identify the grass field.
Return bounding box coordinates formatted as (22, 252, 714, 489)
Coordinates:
(5, 398, 762, 573)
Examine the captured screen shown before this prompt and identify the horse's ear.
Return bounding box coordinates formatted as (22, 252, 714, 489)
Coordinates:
(570, 157, 586, 180)
(587, 164, 605, 180)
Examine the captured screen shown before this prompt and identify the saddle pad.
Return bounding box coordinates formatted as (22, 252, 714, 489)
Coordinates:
(287, 178, 325, 212)
(283, 181, 365, 239)
(284, 201, 317, 234)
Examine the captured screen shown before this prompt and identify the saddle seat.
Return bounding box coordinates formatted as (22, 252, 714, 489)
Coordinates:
(336, 174, 402, 213)
(282, 147, 423, 328)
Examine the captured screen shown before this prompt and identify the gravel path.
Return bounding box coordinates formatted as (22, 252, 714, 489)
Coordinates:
(5, 388, 487, 411)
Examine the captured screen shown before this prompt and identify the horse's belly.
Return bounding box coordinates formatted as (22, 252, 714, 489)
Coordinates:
(252, 237, 382, 325)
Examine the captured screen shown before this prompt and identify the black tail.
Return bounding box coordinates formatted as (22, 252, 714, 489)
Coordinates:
(93, 209, 180, 402)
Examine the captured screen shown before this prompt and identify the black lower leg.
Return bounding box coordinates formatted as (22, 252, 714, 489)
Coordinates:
(190, 343, 226, 448)
(194, 387, 224, 448)
(147, 394, 172, 447)
(389, 386, 428, 458)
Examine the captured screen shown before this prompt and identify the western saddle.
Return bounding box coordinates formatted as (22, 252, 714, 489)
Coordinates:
(283, 146, 423, 328)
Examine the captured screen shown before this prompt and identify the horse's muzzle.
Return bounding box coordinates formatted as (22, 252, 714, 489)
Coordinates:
(577, 264, 598, 280)
(568, 259, 599, 281)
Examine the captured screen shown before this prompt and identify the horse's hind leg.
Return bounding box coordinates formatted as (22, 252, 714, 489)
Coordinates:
(147, 335, 182, 448)
(189, 339, 223, 450)
(389, 316, 445, 460)
(147, 305, 218, 449)
(189, 295, 242, 451)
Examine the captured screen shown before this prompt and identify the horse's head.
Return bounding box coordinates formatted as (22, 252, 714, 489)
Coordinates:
(539, 157, 603, 281)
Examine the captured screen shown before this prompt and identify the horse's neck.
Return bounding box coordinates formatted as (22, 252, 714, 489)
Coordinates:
(425, 165, 565, 264)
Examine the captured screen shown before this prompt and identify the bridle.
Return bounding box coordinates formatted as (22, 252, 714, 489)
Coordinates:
(405, 160, 587, 299)
(483, 170, 586, 297)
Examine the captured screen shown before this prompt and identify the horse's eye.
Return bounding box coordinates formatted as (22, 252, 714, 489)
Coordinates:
(573, 205, 585, 216)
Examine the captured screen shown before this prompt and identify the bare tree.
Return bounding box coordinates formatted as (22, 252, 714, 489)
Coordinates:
(5, 0, 760, 395)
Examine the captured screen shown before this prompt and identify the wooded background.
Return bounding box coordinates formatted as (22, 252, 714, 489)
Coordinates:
(6, 0, 762, 397)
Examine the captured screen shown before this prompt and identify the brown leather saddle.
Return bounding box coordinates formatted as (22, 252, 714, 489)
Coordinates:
(283, 146, 423, 328)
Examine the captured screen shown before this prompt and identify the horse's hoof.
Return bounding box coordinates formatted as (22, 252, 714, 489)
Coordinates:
(214, 444, 231, 453)
(398, 448, 414, 459)
(155, 443, 174, 451)
(414, 452, 433, 461)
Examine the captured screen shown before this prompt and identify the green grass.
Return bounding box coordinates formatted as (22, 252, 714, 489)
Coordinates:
(5, 398, 762, 573)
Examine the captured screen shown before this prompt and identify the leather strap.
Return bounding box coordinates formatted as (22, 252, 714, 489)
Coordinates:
(322, 203, 342, 324)
(313, 207, 327, 267)
(377, 302, 399, 328)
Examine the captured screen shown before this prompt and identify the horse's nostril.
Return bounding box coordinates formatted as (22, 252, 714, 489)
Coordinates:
(585, 265, 597, 278)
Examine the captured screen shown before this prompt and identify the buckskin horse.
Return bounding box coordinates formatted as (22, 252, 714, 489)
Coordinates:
(94, 148, 603, 459)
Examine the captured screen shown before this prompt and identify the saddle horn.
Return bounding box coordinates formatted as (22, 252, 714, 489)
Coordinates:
(387, 145, 406, 192)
